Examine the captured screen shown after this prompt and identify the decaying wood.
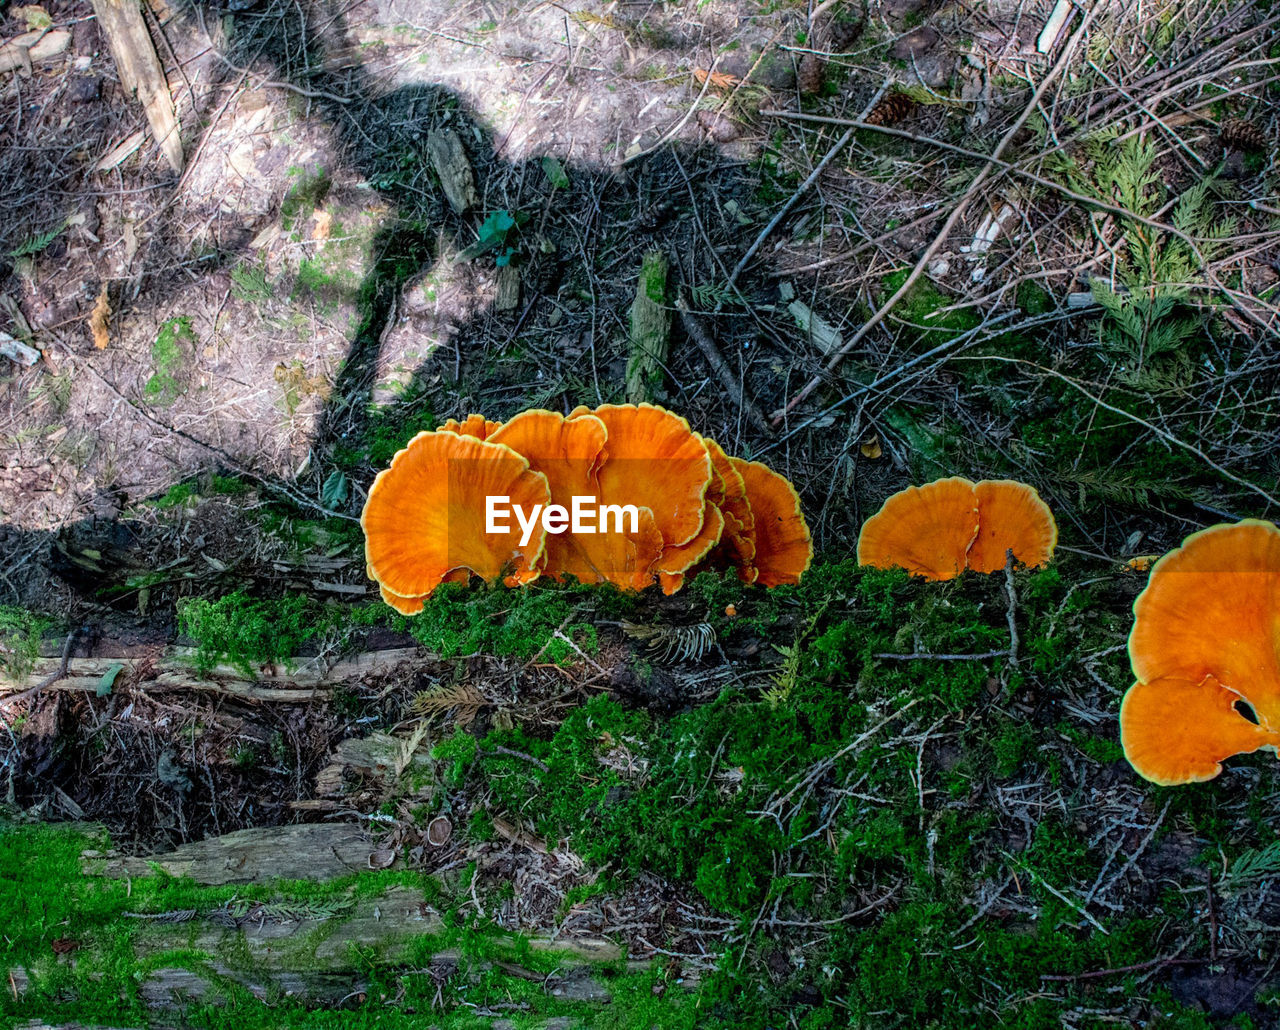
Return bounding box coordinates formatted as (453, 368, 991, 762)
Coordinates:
(90, 0, 183, 173)
(41, 822, 649, 1014)
(82, 823, 387, 883)
(626, 251, 672, 404)
(0, 331, 40, 367)
(94, 130, 147, 172)
(11, 883, 628, 1013)
(0, 28, 71, 76)
(314, 731, 432, 796)
(495, 262, 521, 311)
(0, 646, 423, 703)
(425, 129, 478, 215)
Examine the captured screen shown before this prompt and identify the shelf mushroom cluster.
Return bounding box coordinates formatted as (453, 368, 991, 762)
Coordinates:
(856, 476, 1058, 580)
(362, 403, 812, 614)
(1120, 520, 1280, 785)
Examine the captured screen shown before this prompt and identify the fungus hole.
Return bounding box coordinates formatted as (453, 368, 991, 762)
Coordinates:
(1233, 699, 1260, 725)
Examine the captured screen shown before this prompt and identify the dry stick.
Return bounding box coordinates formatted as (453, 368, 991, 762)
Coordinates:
(769, 3, 1101, 424)
(1207, 868, 1219, 962)
(961, 356, 1280, 510)
(1040, 955, 1202, 982)
(675, 296, 770, 433)
(722, 127, 855, 302)
(1003, 551, 1020, 666)
(874, 649, 1010, 661)
(721, 81, 888, 305)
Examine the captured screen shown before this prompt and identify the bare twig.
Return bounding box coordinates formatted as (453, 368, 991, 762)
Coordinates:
(770, 2, 1102, 423)
(675, 295, 770, 433)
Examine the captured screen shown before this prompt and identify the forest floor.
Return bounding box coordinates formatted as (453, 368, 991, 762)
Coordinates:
(0, 0, 1279, 1026)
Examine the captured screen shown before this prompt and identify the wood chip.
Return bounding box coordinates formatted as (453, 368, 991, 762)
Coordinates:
(94, 130, 147, 172)
(424, 129, 477, 215)
(89, 285, 111, 350)
(0, 28, 70, 76)
(0, 331, 41, 367)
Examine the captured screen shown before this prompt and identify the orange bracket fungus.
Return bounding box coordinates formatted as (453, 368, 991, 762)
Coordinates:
(731, 457, 812, 587)
(1120, 520, 1280, 785)
(361, 431, 551, 611)
(856, 477, 1056, 580)
(362, 403, 814, 611)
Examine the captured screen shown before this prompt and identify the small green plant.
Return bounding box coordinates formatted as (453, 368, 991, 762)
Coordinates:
(281, 164, 331, 227)
(0, 606, 54, 681)
(144, 316, 195, 405)
(9, 220, 66, 258)
(231, 261, 272, 303)
(1065, 133, 1233, 385)
(455, 208, 518, 265)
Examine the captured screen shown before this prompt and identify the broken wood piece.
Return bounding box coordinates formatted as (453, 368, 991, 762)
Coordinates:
(0, 28, 70, 76)
(1036, 0, 1074, 54)
(94, 129, 147, 172)
(962, 202, 1019, 282)
(314, 731, 431, 797)
(90, 0, 183, 173)
(425, 129, 477, 215)
(84, 823, 384, 884)
(626, 250, 671, 403)
(494, 262, 521, 312)
(0, 331, 41, 367)
(780, 282, 844, 355)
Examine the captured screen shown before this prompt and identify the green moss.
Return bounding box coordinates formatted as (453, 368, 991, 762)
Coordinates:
(176, 590, 334, 676)
(0, 606, 55, 681)
(281, 164, 331, 228)
(144, 316, 194, 405)
(880, 269, 980, 343)
(406, 580, 626, 663)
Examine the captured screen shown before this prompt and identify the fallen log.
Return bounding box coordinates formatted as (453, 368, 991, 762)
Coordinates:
(0, 646, 424, 703)
(0, 824, 652, 1016)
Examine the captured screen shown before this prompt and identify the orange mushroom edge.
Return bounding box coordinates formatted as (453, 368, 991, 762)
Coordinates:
(856, 477, 1056, 579)
(570, 403, 713, 552)
(967, 479, 1058, 573)
(856, 477, 979, 581)
(361, 431, 551, 612)
(1120, 519, 1280, 784)
(730, 457, 812, 588)
(1120, 676, 1280, 785)
(437, 414, 503, 439)
(702, 436, 758, 584)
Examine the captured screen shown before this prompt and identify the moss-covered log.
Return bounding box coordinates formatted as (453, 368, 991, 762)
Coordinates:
(625, 251, 671, 404)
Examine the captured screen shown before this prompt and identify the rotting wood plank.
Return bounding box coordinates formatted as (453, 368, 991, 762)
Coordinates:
(90, 0, 183, 173)
(82, 823, 388, 884)
(424, 129, 477, 215)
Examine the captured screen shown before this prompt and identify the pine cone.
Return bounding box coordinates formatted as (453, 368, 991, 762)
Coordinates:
(1219, 118, 1269, 153)
(864, 92, 916, 127)
(798, 53, 825, 96)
